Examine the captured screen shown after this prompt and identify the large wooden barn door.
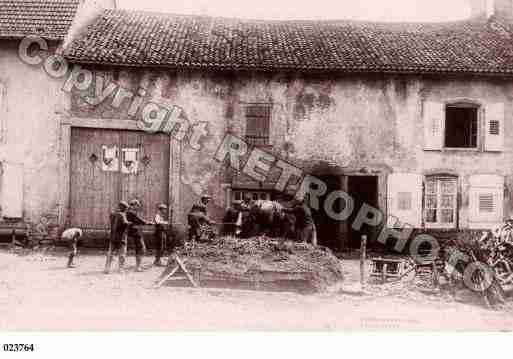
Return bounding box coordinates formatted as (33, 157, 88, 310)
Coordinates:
(69, 128, 170, 230)
(119, 131, 170, 222)
(70, 128, 120, 228)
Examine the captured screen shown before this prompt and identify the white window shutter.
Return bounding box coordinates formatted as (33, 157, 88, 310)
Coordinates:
(387, 173, 422, 228)
(468, 174, 504, 229)
(1, 162, 24, 218)
(484, 103, 504, 152)
(423, 101, 443, 150)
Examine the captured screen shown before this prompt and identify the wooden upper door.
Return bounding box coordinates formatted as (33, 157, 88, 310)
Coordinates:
(69, 128, 170, 230)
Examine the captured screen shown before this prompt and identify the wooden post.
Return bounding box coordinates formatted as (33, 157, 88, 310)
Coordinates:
(360, 235, 367, 289)
(10, 229, 16, 249)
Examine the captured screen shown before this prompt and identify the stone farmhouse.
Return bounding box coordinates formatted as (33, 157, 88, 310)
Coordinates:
(2, 0, 513, 248)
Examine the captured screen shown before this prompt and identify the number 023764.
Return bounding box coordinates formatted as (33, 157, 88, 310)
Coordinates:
(3, 344, 35, 352)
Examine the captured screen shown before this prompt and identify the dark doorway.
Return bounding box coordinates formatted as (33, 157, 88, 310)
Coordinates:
(314, 175, 345, 250)
(347, 176, 379, 248)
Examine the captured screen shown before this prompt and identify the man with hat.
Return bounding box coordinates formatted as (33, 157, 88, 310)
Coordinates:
(153, 203, 169, 266)
(292, 194, 317, 246)
(188, 193, 215, 242)
(127, 199, 151, 272)
(105, 201, 130, 274)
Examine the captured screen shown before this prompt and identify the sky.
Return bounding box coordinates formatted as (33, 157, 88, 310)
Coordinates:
(118, 0, 472, 22)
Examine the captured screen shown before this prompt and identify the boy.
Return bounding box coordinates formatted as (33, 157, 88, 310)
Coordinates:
(153, 204, 169, 267)
(105, 201, 130, 274)
(61, 227, 83, 268)
(127, 199, 151, 271)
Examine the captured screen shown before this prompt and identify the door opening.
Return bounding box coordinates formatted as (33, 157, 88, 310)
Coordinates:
(347, 176, 379, 249)
(314, 175, 346, 250)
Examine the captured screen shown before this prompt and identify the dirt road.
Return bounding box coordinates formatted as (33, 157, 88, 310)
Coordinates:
(1, 248, 513, 331)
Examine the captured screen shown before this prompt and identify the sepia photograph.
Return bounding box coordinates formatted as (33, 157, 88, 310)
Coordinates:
(1, 0, 513, 349)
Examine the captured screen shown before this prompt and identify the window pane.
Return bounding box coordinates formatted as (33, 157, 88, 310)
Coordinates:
(252, 193, 259, 201)
(426, 209, 437, 223)
(426, 195, 437, 208)
(426, 180, 437, 194)
(441, 209, 454, 223)
(425, 177, 457, 226)
(441, 179, 456, 194)
(441, 195, 455, 208)
(234, 191, 241, 201)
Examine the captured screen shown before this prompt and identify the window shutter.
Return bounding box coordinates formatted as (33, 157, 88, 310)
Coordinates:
(387, 173, 422, 228)
(0, 82, 4, 143)
(468, 174, 504, 229)
(1, 162, 24, 218)
(484, 103, 504, 152)
(245, 104, 271, 146)
(423, 101, 443, 150)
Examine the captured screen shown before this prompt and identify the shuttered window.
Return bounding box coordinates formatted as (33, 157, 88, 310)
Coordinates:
(484, 103, 504, 152)
(468, 174, 504, 229)
(387, 173, 422, 228)
(424, 100, 506, 153)
(424, 176, 457, 229)
(479, 194, 494, 213)
(489, 120, 500, 135)
(245, 104, 271, 146)
(397, 192, 412, 211)
(423, 101, 444, 150)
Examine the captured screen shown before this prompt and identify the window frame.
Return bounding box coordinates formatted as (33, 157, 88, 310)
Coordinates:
(231, 189, 272, 205)
(468, 174, 505, 229)
(423, 175, 458, 229)
(442, 101, 482, 151)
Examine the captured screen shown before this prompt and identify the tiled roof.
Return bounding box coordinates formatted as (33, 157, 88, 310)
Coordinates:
(0, 0, 80, 40)
(64, 9, 513, 75)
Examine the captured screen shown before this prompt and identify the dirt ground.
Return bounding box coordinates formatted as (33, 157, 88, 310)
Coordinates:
(1, 247, 513, 331)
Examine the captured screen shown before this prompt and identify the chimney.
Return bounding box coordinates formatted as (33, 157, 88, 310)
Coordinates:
(62, 0, 117, 50)
(494, 0, 513, 20)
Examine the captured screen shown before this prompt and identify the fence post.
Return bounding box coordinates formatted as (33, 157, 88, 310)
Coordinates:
(360, 235, 367, 290)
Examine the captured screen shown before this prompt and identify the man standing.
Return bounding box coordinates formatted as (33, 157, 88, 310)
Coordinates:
(293, 196, 317, 246)
(188, 194, 214, 242)
(105, 201, 130, 274)
(61, 227, 83, 268)
(153, 204, 169, 267)
(127, 199, 151, 272)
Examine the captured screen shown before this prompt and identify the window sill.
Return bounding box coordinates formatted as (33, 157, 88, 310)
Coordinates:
(424, 148, 480, 153)
(424, 224, 457, 230)
(443, 147, 479, 151)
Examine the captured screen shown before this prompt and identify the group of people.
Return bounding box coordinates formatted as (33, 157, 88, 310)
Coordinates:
(61, 192, 318, 272)
(105, 199, 170, 273)
(61, 199, 170, 273)
(224, 194, 317, 245)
